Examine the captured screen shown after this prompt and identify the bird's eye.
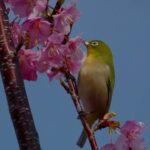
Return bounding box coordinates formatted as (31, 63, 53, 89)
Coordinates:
(91, 41, 99, 46)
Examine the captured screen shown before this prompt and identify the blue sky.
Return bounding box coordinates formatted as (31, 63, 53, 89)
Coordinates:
(0, 0, 150, 149)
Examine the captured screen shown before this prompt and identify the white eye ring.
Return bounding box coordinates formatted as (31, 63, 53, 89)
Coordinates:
(91, 41, 99, 46)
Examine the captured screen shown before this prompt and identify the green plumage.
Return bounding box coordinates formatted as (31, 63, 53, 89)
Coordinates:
(77, 40, 115, 148)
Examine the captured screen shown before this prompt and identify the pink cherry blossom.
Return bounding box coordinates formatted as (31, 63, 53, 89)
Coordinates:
(115, 135, 147, 150)
(18, 48, 38, 81)
(7, 0, 83, 80)
(66, 36, 84, 60)
(5, 0, 47, 18)
(29, 0, 48, 19)
(22, 17, 52, 48)
(100, 121, 147, 150)
(53, 2, 80, 34)
(37, 33, 84, 80)
(120, 120, 145, 140)
(37, 32, 65, 74)
(115, 120, 147, 150)
(48, 32, 65, 44)
(11, 22, 22, 47)
(6, 0, 36, 17)
(46, 69, 63, 81)
(65, 36, 84, 73)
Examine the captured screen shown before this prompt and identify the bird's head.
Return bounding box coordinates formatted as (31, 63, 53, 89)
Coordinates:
(83, 40, 112, 59)
(84, 40, 109, 49)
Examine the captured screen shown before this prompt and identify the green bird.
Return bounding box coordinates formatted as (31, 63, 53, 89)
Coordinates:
(77, 40, 115, 148)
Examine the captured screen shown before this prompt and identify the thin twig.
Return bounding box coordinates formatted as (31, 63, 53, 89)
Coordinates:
(48, 1, 99, 149)
(60, 78, 71, 94)
(60, 61, 99, 150)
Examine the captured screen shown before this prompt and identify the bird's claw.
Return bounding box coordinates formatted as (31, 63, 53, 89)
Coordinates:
(77, 110, 91, 119)
(92, 112, 120, 132)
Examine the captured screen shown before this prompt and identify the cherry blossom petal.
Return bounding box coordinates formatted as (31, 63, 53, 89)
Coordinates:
(7, 0, 36, 17)
(11, 22, 22, 47)
(115, 120, 147, 150)
(53, 2, 80, 34)
(18, 48, 38, 81)
(22, 17, 52, 48)
(29, 0, 48, 19)
(120, 120, 145, 140)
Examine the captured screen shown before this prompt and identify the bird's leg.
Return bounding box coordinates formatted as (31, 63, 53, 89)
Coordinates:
(77, 110, 88, 119)
(92, 119, 107, 132)
(92, 112, 120, 132)
(77, 109, 95, 119)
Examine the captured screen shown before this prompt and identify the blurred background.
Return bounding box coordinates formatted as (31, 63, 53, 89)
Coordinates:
(0, 0, 150, 149)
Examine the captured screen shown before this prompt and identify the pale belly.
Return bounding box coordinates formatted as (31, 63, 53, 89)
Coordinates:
(78, 64, 109, 124)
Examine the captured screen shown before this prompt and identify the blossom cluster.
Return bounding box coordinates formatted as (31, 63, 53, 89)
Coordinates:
(100, 120, 147, 150)
(4, 1, 148, 150)
(5, 0, 84, 81)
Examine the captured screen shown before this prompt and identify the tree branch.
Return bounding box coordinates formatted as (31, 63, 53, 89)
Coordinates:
(0, 1, 41, 150)
(61, 63, 98, 150)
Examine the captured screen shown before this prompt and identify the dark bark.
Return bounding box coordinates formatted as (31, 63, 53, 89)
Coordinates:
(0, 1, 41, 150)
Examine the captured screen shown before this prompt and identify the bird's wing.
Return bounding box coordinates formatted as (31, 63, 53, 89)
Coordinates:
(105, 79, 112, 113)
(105, 65, 115, 113)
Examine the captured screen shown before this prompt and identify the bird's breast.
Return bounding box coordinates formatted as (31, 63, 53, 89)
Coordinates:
(78, 61, 110, 122)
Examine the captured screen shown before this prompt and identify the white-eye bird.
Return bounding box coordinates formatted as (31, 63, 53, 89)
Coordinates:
(77, 40, 115, 148)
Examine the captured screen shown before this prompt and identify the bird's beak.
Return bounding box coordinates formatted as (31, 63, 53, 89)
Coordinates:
(83, 41, 90, 47)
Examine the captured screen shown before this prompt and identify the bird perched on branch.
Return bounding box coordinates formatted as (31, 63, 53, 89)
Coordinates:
(77, 40, 115, 148)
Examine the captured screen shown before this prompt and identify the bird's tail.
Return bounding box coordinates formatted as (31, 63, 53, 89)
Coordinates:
(76, 129, 87, 148)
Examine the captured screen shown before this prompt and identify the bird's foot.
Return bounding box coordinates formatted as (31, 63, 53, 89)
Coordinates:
(102, 112, 117, 120)
(92, 112, 120, 132)
(77, 110, 92, 119)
